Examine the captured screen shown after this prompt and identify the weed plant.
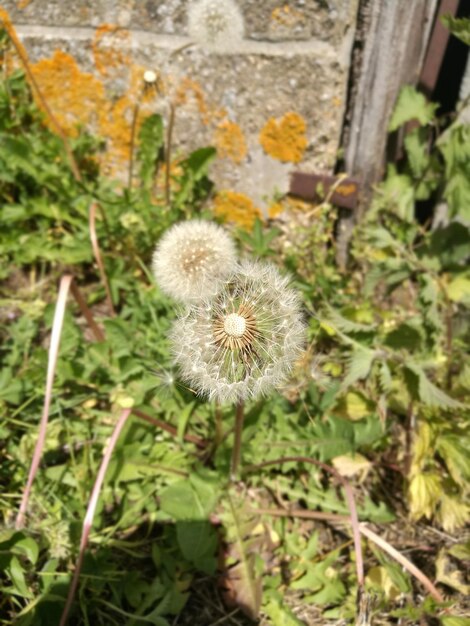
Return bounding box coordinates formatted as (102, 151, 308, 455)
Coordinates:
(0, 18, 469, 626)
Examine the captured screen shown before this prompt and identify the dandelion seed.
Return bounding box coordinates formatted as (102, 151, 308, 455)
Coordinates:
(187, 0, 245, 54)
(171, 260, 305, 403)
(152, 219, 237, 303)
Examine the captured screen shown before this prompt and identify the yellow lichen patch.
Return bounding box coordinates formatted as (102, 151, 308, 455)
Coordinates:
(30, 50, 108, 136)
(92, 24, 132, 76)
(259, 112, 307, 163)
(214, 120, 247, 163)
(17, 0, 32, 9)
(268, 202, 284, 218)
(213, 191, 262, 230)
(271, 5, 306, 28)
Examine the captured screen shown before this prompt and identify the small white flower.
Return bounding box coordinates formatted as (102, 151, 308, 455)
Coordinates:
(171, 260, 306, 403)
(187, 0, 245, 53)
(152, 219, 237, 303)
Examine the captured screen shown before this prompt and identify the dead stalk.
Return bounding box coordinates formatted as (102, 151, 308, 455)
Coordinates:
(89, 202, 116, 317)
(15, 275, 73, 529)
(0, 15, 81, 182)
(59, 408, 132, 626)
(70, 281, 105, 342)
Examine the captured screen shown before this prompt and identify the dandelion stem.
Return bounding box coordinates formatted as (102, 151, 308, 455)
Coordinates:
(214, 402, 223, 448)
(165, 102, 176, 206)
(230, 401, 245, 479)
(128, 101, 140, 191)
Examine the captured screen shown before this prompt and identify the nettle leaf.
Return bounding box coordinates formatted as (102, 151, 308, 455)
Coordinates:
(324, 305, 376, 334)
(436, 494, 470, 533)
(436, 434, 470, 486)
(405, 364, 463, 409)
(404, 127, 430, 178)
(341, 348, 376, 389)
(378, 361, 393, 393)
(408, 473, 442, 520)
(441, 15, 470, 45)
(388, 86, 437, 132)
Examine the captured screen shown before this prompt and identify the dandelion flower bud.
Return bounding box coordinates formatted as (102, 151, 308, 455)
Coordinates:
(152, 219, 237, 303)
(171, 260, 306, 403)
(187, 0, 244, 54)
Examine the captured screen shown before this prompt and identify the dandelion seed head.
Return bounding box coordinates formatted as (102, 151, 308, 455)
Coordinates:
(152, 219, 237, 303)
(171, 260, 306, 403)
(187, 0, 244, 54)
(143, 70, 157, 84)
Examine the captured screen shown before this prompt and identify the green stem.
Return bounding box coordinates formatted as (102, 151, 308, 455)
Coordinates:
(128, 101, 140, 191)
(230, 401, 245, 480)
(165, 102, 176, 206)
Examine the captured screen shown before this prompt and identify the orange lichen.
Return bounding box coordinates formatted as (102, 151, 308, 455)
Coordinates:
(213, 191, 262, 230)
(214, 120, 247, 163)
(336, 183, 357, 197)
(30, 50, 108, 137)
(17, 0, 32, 9)
(259, 112, 307, 163)
(92, 24, 131, 76)
(174, 77, 211, 124)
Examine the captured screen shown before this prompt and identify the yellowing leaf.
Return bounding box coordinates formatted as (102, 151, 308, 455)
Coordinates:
(320, 322, 336, 337)
(410, 421, 434, 474)
(436, 550, 470, 595)
(436, 494, 470, 533)
(332, 453, 371, 480)
(366, 566, 401, 600)
(341, 391, 374, 421)
(408, 473, 442, 520)
(447, 274, 470, 303)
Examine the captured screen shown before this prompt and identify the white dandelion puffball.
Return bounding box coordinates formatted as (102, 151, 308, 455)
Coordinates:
(171, 260, 306, 403)
(152, 220, 237, 303)
(187, 0, 244, 53)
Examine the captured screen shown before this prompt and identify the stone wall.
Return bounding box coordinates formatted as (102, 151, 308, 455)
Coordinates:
(2, 0, 359, 220)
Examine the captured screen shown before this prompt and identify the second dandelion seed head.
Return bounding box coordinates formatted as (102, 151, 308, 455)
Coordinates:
(152, 219, 237, 303)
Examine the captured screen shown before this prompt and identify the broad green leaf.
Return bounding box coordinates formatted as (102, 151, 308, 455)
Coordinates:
(389, 86, 437, 131)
